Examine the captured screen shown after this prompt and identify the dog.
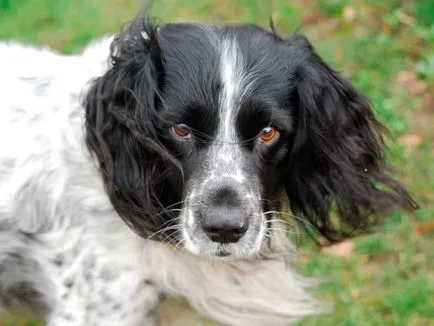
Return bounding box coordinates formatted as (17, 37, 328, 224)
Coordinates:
(0, 12, 417, 326)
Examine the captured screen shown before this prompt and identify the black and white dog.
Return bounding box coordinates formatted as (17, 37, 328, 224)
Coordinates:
(0, 13, 416, 326)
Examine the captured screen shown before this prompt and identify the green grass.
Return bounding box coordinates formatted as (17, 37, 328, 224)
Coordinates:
(1, 0, 434, 325)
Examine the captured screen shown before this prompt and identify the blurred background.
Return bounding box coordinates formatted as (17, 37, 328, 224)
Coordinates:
(0, 0, 433, 325)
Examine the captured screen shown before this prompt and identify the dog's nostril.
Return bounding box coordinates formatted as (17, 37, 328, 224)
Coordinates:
(232, 225, 247, 234)
(203, 224, 248, 243)
(203, 226, 224, 240)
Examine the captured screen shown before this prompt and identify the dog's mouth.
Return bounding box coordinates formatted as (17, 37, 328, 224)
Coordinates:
(216, 249, 231, 257)
(179, 207, 266, 258)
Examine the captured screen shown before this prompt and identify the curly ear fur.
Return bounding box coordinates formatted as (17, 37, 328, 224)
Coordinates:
(85, 17, 416, 244)
(85, 15, 180, 237)
(285, 35, 418, 242)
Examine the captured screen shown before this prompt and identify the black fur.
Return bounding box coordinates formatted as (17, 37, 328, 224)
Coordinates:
(283, 34, 418, 242)
(85, 14, 417, 244)
(85, 16, 181, 237)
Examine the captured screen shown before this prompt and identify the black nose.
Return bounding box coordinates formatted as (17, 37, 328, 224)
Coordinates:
(201, 206, 249, 243)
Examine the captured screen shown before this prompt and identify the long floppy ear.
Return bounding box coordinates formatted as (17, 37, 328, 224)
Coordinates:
(285, 35, 418, 242)
(85, 16, 178, 237)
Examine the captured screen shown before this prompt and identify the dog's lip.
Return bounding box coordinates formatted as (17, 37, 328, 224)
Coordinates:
(216, 249, 231, 257)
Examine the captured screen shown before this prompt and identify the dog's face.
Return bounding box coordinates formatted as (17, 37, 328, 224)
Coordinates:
(85, 17, 416, 258)
(156, 24, 295, 257)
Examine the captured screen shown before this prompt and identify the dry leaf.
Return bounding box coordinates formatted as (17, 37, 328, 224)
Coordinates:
(396, 70, 417, 85)
(343, 6, 356, 23)
(382, 23, 392, 34)
(397, 11, 416, 26)
(396, 70, 427, 95)
(321, 239, 354, 257)
(415, 220, 434, 234)
(397, 134, 424, 147)
(350, 289, 360, 299)
(408, 81, 427, 95)
(301, 11, 323, 25)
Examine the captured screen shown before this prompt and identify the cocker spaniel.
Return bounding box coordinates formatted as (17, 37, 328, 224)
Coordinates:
(0, 13, 417, 326)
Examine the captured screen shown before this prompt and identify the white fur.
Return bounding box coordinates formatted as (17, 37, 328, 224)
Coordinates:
(220, 38, 242, 141)
(179, 35, 268, 258)
(0, 39, 325, 325)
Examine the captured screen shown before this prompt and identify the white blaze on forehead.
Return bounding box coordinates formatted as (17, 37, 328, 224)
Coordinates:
(204, 36, 251, 182)
(219, 37, 244, 142)
(203, 36, 246, 179)
(200, 36, 247, 182)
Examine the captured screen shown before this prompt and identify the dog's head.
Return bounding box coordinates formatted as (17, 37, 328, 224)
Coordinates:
(85, 15, 417, 258)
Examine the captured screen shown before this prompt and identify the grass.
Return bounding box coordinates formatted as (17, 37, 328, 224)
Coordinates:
(1, 0, 433, 325)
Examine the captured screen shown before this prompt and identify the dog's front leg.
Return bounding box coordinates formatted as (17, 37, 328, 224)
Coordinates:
(44, 245, 164, 326)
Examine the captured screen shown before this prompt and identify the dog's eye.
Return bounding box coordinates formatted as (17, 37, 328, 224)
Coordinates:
(258, 126, 279, 143)
(171, 123, 191, 139)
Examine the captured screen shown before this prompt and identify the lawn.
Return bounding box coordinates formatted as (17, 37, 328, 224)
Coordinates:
(1, 0, 433, 325)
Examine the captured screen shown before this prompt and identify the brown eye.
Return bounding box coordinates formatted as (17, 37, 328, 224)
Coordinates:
(259, 126, 279, 143)
(171, 123, 191, 138)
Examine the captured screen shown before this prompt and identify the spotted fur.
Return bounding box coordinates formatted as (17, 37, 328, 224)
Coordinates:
(0, 14, 416, 326)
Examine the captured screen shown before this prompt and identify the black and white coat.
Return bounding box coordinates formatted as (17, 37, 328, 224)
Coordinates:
(0, 15, 415, 326)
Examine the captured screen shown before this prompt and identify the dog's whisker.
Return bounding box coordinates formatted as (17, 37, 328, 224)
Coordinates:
(146, 224, 181, 241)
(161, 227, 182, 243)
(264, 211, 317, 229)
(151, 213, 182, 227)
(266, 227, 302, 235)
(160, 200, 187, 211)
(266, 219, 298, 228)
(173, 236, 186, 253)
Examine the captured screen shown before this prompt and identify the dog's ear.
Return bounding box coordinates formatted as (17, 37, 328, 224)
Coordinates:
(85, 15, 178, 236)
(284, 35, 418, 242)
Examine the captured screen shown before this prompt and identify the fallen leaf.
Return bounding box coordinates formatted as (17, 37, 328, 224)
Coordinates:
(395, 70, 427, 95)
(397, 11, 416, 26)
(343, 6, 356, 23)
(306, 18, 341, 42)
(301, 11, 323, 25)
(397, 134, 424, 147)
(383, 23, 392, 34)
(321, 239, 354, 257)
(415, 220, 434, 234)
(409, 81, 427, 95)
(396, 70, 417, 85)
(350, 289, 360, 299)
